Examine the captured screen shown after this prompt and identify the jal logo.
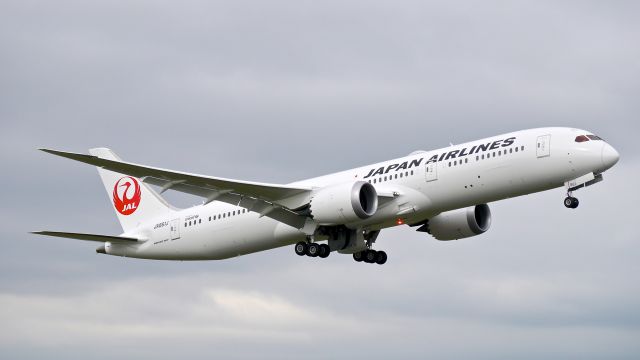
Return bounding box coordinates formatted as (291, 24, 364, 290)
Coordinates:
(113, 176, 141, 215)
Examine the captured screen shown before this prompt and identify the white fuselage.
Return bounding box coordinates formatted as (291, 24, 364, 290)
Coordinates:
(106, 127, 618, 260)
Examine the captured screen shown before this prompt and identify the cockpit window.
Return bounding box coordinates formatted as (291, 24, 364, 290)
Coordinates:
(575, 135, 589, 142)
(587, 135, 603, 141)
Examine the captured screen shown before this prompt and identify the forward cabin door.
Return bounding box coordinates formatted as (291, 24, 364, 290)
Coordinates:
(536, 135, 551, 158)
(425, 161, 438, 182)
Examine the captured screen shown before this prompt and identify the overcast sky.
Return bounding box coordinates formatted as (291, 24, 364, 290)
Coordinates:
(1, 0, 639, 359)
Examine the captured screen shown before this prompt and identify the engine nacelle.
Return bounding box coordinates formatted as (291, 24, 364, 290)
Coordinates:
(310, 181, 378, 225)
(428, 204, 491, 240)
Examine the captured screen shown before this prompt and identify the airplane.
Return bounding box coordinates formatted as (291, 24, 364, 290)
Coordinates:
(33, 127, 619, 265)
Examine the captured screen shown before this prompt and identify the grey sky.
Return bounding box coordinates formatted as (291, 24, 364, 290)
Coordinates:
(1, 1, 639, 359)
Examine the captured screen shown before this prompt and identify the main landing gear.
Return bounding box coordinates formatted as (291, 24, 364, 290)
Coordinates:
(294, 241, 330, 258)
(294, 241, 388, 264)
(564, 193, 579, 209)
(353, 249, 387, 265)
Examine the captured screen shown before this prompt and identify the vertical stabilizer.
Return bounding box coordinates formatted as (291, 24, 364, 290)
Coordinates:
(89, 148, 174, 233)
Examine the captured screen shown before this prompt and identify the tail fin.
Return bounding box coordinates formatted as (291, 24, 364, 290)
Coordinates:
(89, 148, 174, 233)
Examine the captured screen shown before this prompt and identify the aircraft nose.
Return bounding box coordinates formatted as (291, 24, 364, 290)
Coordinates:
(601, 143, 620, 170)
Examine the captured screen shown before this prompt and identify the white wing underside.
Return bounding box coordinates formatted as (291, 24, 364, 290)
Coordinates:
(40, 148, 313, 229)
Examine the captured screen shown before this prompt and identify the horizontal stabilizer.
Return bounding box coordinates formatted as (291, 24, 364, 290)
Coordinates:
(31, 231, 141, 244)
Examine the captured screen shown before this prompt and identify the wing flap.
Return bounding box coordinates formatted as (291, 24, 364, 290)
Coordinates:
(31, 231, 141, 244)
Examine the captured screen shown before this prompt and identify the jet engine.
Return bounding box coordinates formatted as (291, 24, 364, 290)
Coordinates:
(425, 204, 491, 240)
(309, 181, 378, 225)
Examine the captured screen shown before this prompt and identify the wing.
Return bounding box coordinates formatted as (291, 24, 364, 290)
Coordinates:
(31, 231, 140, 244)
(40, 148, 313, 229)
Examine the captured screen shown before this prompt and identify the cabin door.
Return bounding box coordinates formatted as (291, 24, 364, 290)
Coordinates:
(425, 162, 438, 182)
(536, 135, 551, 158)
(170, 219, 181, 240)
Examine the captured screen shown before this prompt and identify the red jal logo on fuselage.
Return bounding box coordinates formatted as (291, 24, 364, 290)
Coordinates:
(113, 176, 141, 215)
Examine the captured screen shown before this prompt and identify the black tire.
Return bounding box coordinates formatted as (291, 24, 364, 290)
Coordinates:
(307, 243, 320, 257)
(571, 197, 579, 208)
(375, 251, 387, 265)
(294, 242, 307, 256)
(319, 244, 331, 258)
(564, 197, 574, 208)
(353, 251, 364, 262)
(365, 250, 377, 263)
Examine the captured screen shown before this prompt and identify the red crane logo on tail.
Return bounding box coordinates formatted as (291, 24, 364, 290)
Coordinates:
(113, 177, 141, 215)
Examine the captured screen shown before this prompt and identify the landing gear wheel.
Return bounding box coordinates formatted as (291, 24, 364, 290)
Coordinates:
(564, 197, 573, 208)
(294, 241, 307, 256)
(353, 251, 364, 262)
(364, 250, 377, 263)
(564, 196, 579, 209)
(318, 244, 331, 258)
(375, 251, 387, 265)
(306, 243, 320, 257)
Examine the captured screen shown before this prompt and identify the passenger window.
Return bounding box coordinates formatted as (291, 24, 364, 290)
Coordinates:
(476, 156, 479, 161)
(411, 170, 414, 175)
(233, 211, 236, 216)
(515, 147, 518, 152)
(184, 222, 187, 227)
(465, 158, 468, 163)
(521, 146, 524, 151)
(199, 219, 202, 224)
(384, 176, 387, 181)
(510, 148, 513, 153)
(448, 162, 451, 167)
(400, 173, 403, 178)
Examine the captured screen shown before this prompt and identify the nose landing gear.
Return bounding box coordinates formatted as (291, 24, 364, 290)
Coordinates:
(564, 194, 579, 209)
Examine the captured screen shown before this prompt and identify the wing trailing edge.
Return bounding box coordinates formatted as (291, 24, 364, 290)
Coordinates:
(39, 148, 312, 229)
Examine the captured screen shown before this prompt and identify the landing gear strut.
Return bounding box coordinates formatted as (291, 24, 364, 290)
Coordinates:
(564, 193, 579, 209)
